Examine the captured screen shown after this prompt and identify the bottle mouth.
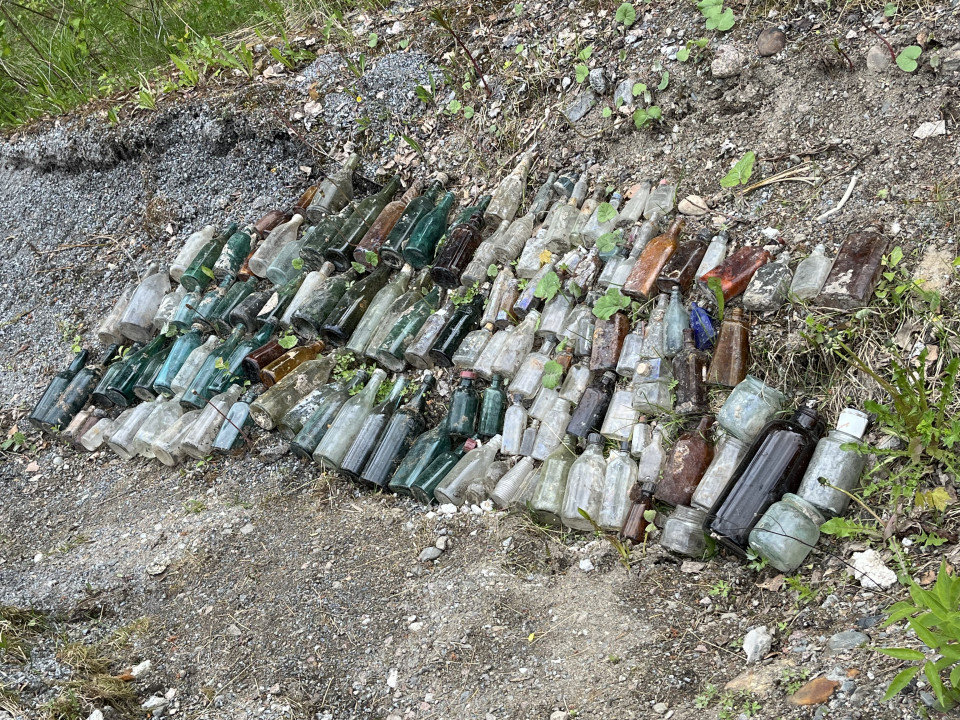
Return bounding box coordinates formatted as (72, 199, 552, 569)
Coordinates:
(324, 250, 352, 273)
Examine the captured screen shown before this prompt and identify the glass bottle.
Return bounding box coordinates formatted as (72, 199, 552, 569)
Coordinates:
(598, 442, 639, 531)
(690, 432, 749, 514)
(637, 425, 667, 485)
(433, 436, 502, 506)
(97, 279, 137, 345)
(289, 270, 355, 339)
(491, 310, 540, 378)
(452, 322, 495, 370)
(248, 356, 335, 430)
(325, 175, 402, 270)
(180, 385, 242, 459)
(132, 338, 176, 401)
(263, 233, 306, 288)
(461, 238, 499, 289)
(430, 196, 492, 288)
(663, 286, 689, 358)
(380, 179, 445, 268)
(519, 419, 540, 457)
(716, 374, 788, 442)
(560, 433, 607, 530)
(223, 286, 267, 333)
(403, 297, 454, 370)
(743, 252, 792, 313)
(308, 154, 359, 220)
(474, 324, 512, 380)
(212, 400, 253, 455)
(796, 408, 870, 517)
(644, 183, 675, 218)
(240, 339, 285, 381)
(748, 494, 824, 572)
(429, 294, 485, 367)
(567, 371, 617, 438)
(529, 385, 560, 422)
(259, 341, 324, 387)
(169, 334, 217, 398)
(151, 409, 201, 466)
(694, 230, 729, 280)
(345, 266, 412, 355)
(299, 203, 355, 270)
(170, 289, 200, 332)
(409, 441, 469, 505)
(706, 307, 750, 387)
(621, 481, 656, 543)
(79, 415, 118, 452)
(478, 374, 507, 439)
(313, 369, 387, 468)
(627, 212, 663, 259)
(616, 321, 643, 378)
(638, 293, 668, 361)
(289, 372, 368, 459)
(448, 370, 480, 440)
(255, 274, 305, 329)
(106, 399, 159, 460)
(281, 263, 335, 328)
(41, 347, 118, 432)
(154, 286, 187, 333)
(321, 264, 392, 346)
(353, 181, 422, 264)
(657, 229, 709, 294)
(630, 416, 651, 458)
(529, 172, 557, 221)
(251, 209, 292, 245)
(495, 212, 536, 265)
(698, 246, 772, 302)
(152, 329, 202, 399)
(214, 228, 254, 280)
(487, 151, 535, 225)
(206, 321, 277, 397)
(180, 225, 236, 293)
(340, 375, 415, 478)
(559, 362, 592, 403)
(600, 387, 638, 443)
(528, 435, 578, 524)
(578, 191, 620, 247)
(590, 312, 629, 373)
(133, 395, 183, 459)
(403, 191, 456, 269)
(656, 417, 715, 507)
(513, 262, 554, 319)
(711, 401, 825, 552)
(537, 294, 573, 342)
(632, 356, 674, 416)
(106, 335, 171, 407)
(514, 226, 549, 279)
(211, 277, 259, 335)
(28, 351, 89, 430)
(661, 505, 709, 557)
(386, 413, 451, 494)
(817, 231, 888, 309)
(790, 244, 832, 300)
(171, 225, 216, 281)
(614, 181, 652, 229)
(673, 329, 709, 416)
(508, 337, 555, 399)
(246, 214, 303, 278)
(543, 194, 581, 254)
(490, 456, 536, 509)
(501, 394, 527, 456)
(119, 264, 171, 343)
(375, 288, 442, 372)
(690, 302, 717, 350)
(532, 397, 572, 460)
(622, 218, 684, 300)
(192, 275, 234, 331)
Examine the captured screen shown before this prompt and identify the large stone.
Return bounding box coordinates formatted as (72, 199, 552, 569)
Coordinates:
(743, 625, 773, 664)
(757, 28, 786, 57)
(827, 630, 869, 652)
(678, 195, 709, 216)
(711, 45, 744, 78)
(418, 547, 442, 562)
(589, 68, 608, 95)
(614, 78, 635, 109)
(937, 43, 960, 75)
(866, 45, 891, 72)
(565, 91, 598, 122)
(788, 677, 839, 706)
(914, 120, 947, 139)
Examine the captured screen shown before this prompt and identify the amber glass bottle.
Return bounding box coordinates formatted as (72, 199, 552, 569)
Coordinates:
(352, 181, 422, 265)
(657, 230, 709, 293)
(622, 218, 684, 300)
(655, 417, 714, 507)
(621, 481, 656, 543)
(589, 311, 629, 373)
(706, 307, 750, 387)
(698, 246, 771, 302)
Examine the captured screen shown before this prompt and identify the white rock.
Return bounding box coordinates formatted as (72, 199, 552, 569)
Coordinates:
(304, 101, 322, 117)
(87, 711, 104, 720)
(579, 558, 595, 572)
(851, 549, 898, 589)
(711, 45, 744, 78)
(914, 121, 946, 139)
(408, 621, 424, 632)
(438, 503, 458, 516)
(130, 659, 152, 678)
(743, 625, 773, 664)
(436, 536, 451, 551)
(386, 668, 399, 689)
(761, 227, 781, 240)
(239, 523, 254, 535)
(141, 696, 169, 710)
(678, 195, 709, 216)
(550, 711, 569, 720)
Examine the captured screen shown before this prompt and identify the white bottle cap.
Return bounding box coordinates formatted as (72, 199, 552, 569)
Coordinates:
(836, 408, 869, 439)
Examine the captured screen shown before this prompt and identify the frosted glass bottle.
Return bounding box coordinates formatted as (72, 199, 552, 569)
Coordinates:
(661, 505, 709, 557)
(559, 363, 592, 403)
(79, 416, 116, 451)
(106, 401, 157, 460)
(529, 386, 559, 422)
(743, 252, 792, 313)
(628, 212, 663, 259)
(748, 494, 824, 572)
(694, 230, 728, 280)
(663, 286, 689, 358)
(614, 181, 651, 229)
(519, 419, 539, 457)
(529, 435, 578, 524)
(600, 388, 639, 442)
(119, 265, 171, 343)
(474, 325, 512, 380)
(491, 311, 540, 378)
(495, 212, 535, 265)
(539, 293, 573, 339)
(181, 385, 242, 459)
(637, 426, 667, 484)
(501, 394, 527, 455)
(644, 183, 675, 218)
(716, 375, 788, 443)
(312, 369, 387, 468)
(490, 456, 535, 508)
(154, 285, 187, 332)
(796, 408, 869, 517)
(452, 322, 494, 369)
(515, 227, 551, 278)
(560, 434, 607, 530)
(640, 293, 669, 359)
(97, 280, 137, 345)
(171, 225, 216, 281)
(532, 398, 572, 460)
(790, 244, 832, 300)
(581, 191, 621, 246)
(248, 214, 304, 278)
(134, 395, 183, 458)
(508, 338, 555, 399)
(487, 152, 535, 225)
(434, 435, 502, 506)
(631, 417, 651, 458)
(597, 442, 638, 531)
(280, 263, 335, 328)
(346, 266, 412, 355)
(690, 432, 748, 514)
(616, 323, 644, 378)
(632, 357, 674, 415)
(152, 410, 201, 466)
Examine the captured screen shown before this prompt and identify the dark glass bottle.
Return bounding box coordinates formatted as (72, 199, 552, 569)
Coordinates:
(260, 342, 324, 387)
(495, 278, 520, 328)
(477, 374, 507, 439)
(353, 181, 422, 265)
(299, 203, 355, 271)
(410, 440, 471, 504)
(180, 223, 238, 293)
(428, 293, 485, 368)
(590, 311, 629, 373)
(430, 196, 492, 289)
(818, 230, 889, 309)
(655, 417, 714, 507)
(699, 246, 772, 302)
(621, 481, 656, 543)
(255, 275, 304, 328)
(241, 338, 285, 380)
(448, 370, 480, 440)
(289, 270, 356, 339)
(181, 324, 246, 409)
(105, 334, 171, 407)
(710, 401, 824, 552)
(214, 228, 253, 280)
(706, 307, 750, 387)
(132, 339, 175, 401)
(228, 288, 270, 333)
(324, 175, 402, 271)
(341, 375, 419, 479)
(40, 347, 119, 432)
(375, 286, 442, 370)
(289, 372, 368, 459)
(320, 264, 392, 346)
(91, 343, 142, 408)
(673, 329, 710, 415)
(622, 217, 684, 300)
(656, 229, 710, 293)
(386, 414, 451, 494)
(566, 370, 617, 438)
(210, 277, 258, 335)
(207, 321, 277, 396)
(28, 350, 89, 429)
(193, 275, 235, 332)
(403, 192, 456, 269)
(253, 209, 292, 241)
(380, 180, 444, 268)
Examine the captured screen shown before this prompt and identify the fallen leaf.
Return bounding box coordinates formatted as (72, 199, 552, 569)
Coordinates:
(25, 461, 39, 473)
(919, 568, 937, 586)
(758, 574, 785, 592)
(788, 677, 839, 706)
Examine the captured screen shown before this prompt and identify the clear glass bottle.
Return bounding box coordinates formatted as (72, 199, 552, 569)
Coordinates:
(508, 338, 555, 399)
(630, 417, 651, 459)
(796, 408, 869, 517)
(644, 183, 675, 218)
(663, 286, 689, 358)
(181, 385, 243, 459)
(690, 432, 748, 514)
(487, 151, 535, 225)
(170, 334, 218, 398)
(627, 212, 662, 260)
(473, 324, 511, 380)
(716, 375, 787, 443)
(365, 278, 431, 363)
(434, 436, 502, 506)
(790, 244, 832, 300)
(452, 322, 495, 370)
(538, 293, 573, 340)
(597, 442, 639, 531)
(134, 395, 184, 458)
(313, 369, 387, 468)
(119, 264, 171, 343)
(495, 212, 536, 265)
(151, 410, 201, 466)
(491, 311, 540, 378)
(532, 397, 572, 460)
(637, 425, 667, 484)
(154, 285, 187, 332)
(249, 355, 335, 430)
(490, 456, 535, 508)
(530, 435, 578, 525)
(743, 252, 792, 313)
(748, 494, 824, 572)
(171, 225, 216, 281)
(631, 357, 674, 415)
(529, 385, 559, 422)
(248, 214, 304, 278)
(529, 172, 557, 221)
(559, 362, 592, 403)
(600, 387, 638, 442)
(360, 377, 436, 488)
(519, 419, 540, 457)
(106, 401, 157, 460)
(321, 264, 392, 346)
(616, 321, 643, 378)
(501, 394, 527, 456)
(560, 433, 608, 530)
(661, 505, 708, 557)
(614, 181, 651, 229)
(290, 372, 368, 458)
(97, 280, 137, 345)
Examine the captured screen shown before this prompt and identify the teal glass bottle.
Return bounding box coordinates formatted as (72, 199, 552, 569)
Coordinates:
(132, 337, 176, 401)
(207, 321, 277, 396)
(380, 179, 444, 268)
(289, 270, 356, 340)
(255, 274, 304, 328)
(171, 290, 201, 331)
(28, 351, 89, 430)
(373, 286, 441, 371)
(402, 192, 456, 269)
(181, 324, 245, 410)
(153, 328, 203, 398)
(477, 374, 507, 439)
(180, 223, 238, 292)
(448, 370, 480, 440)
(193, 275, 234, 331)
(213, 228, 253, 280)
(299, 203, 355, 270)
(105, 334, 172, 407)
(212, 401, 253, 454)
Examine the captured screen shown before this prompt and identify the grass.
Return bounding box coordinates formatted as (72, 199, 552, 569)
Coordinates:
(0, 605, 46, 661)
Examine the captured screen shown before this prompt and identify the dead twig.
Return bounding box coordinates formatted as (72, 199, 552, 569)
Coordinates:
(427, 9, 492, 98)
(742, 164, 817, 194)
(817, 174, 859, 223)
(862, 23, 896, 62)
(41, 242, 110, 255)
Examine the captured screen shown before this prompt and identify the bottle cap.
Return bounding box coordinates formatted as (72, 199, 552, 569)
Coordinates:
(587, 432, 602, 445)
(462, 438, 478, 452)
(836, 408, 869, 439)
(460, 370, 476, 380)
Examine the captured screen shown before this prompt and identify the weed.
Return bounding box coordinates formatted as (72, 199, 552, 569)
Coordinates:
(0, 606, 46, 661)
(717, 691, 760, 719)
(720, 151, 756, 188)
(780, 667, 811, 694)
(709, 579, 732, 599)
(786, 574, 818, 605)
(102, 617, 150, 652)
(697, 0, 736, 31)
(577, 508, 632, 571)
(694, 683, 718, 708)
(184, 499, 207, 514)
(1, 430, 36, 455)
(677, 37, 711, 63)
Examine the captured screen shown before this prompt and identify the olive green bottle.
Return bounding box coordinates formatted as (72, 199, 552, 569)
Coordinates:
(105, 334, 172, 407)
(324, 176, 402, 271)
(321, 264, 392, 346)
(387, 414, 452, 494)
(305, 153, 360, 222)
(289, 270, 357, 340)
(212, 227, 254, 280)
(380, 179, 445, 268)
(299, 203, 355, 271)
(477, 374, 507, 439)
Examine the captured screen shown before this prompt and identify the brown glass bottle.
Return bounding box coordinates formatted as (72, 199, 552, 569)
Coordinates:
(241, 339, 287, 380)
(706, 307, 750, 387)
(698, 246, 771, 302)
(657, 229, 709, 293)
(253, 209, 293, 241)
(622, 217, 685, 300)
(621, 481, 656, 543)
(293, 186, 319, 214)
(495, 279, 520, 328)
(430, 196, 492, 288)
(818, 230, 889, 309)
(260, 342, 325, 387)
(353, 180, 422, 265)
(590, 311, 629, 373)
(655, 416, 714, 507)
(673, 329, 710, 415)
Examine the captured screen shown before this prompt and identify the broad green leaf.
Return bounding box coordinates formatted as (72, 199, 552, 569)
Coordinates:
(884, 2, 897, 15)
(542, 360, 564, 389)
(487, 264, 498, 278)
(643, 509, 657, 523)
(578, 45, 594, 62)
(597, 202, 617, 224)
(677, 47, 690, 62)
(399, 38, 410, 49)
(514, 2, 524, 14)
(719, 151, 756, 188)
(367, 33, 378, 48)
(707, 276, 725, 321)
(881, 665, 920, 701)
(896, 45, 921, 72)
(463, 106, 475, 119)
(711, 8, 735, 31)
(876, 647, 926, 661)
(278, 334, 298, 349)
(632, 82, 647, 97)
(575, 64, 589, 83)
(602, 107, 612, 118)
(214, 357, 227, 370)
(615, 2, 636, 27)
(924, 660, 948, 709)
(658, 71, 669, 90)
(889, 246, 904, 267)
(534, 270, 561, 300)
(883, 601, 920, 626)
(819, 516, 880, 539)
(647, 105, 662, 120)
(951, 664, 960, 694)
(593, 288, 631, 319)
(447, 99, 462, 114)
(365, 250, 379, 267)
(596, 231, 621, 254)
(292, 257, 303, 270)
(351, 261, 366, 273)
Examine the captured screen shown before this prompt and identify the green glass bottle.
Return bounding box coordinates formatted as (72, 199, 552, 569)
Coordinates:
(207, 321, 277, 396)
(210, 277, 258, 335)
(477, 374, 507, 439)
(289, 372, 368, 459)
(40, 345, 119, 432)
(387, 413, 452, 494)
(402, 192, 456, 269)
(289, 270, 356, 340)
(428, 293, 485, 368)
(324, 175, 402, 271)
(132, 336, 176, 401)
(255, 275, 304, 328)
(448, 370, 480, 440)
(380, 180, 444, 268)
(91, 343, 142, 408)
(212, 228, 253, 280)
(410, 441, 471, 504)
(154, 328, 202, 398)
(28, 350, 90, 430)
(320, 264, 391, 346)
(373, 286, 441, 371)
(180, 223, 238, 293)
(299, 203, 355, 271)
(430, 196, 491, 289)
(171, 290, 201, 331)
(193, 275, 234, 332)
(105, 334, 172, 407)
(181, 324, 246, 410)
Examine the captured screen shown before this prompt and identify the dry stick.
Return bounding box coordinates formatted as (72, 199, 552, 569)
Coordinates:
(429, 10, 492, 98)
(863, 23, 897, 62)
(816, 174, 859, 223)
(41, 242, 110, 255)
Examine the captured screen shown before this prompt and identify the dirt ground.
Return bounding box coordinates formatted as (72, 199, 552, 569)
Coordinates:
(1, 0, 959, 717)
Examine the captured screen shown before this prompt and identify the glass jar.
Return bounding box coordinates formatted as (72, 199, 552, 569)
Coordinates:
(716, 375, 787, 443)
(748, 493, 824, 572)
(660, 505, 708, 557)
